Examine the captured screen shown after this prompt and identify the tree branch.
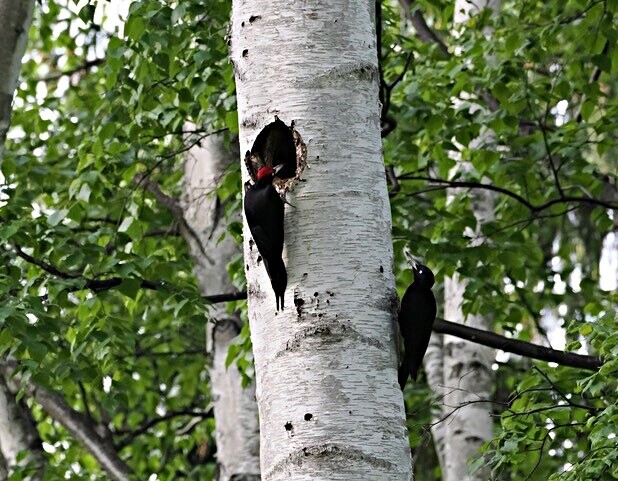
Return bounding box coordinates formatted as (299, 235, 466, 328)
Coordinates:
(203, 291, 248, 303)
(115, 408, 213, 449)
(575, 39, 610, 123)
(386, 165, 401, 197)
(144, 226, 182, 237)
(399, 0, 501, 113)
(39, 58, 105, 82)
(539, 104, 564, 196)
(135, 174, 214, 264)
(409, 9, 449, 57)
(397, 175, 618, 212)
(10, 243, 245, 302)
(2, 364, 133, 481)
(399, 174, 535, 209)
(13, 244, 80, 280)
(433, 318, 603, 371)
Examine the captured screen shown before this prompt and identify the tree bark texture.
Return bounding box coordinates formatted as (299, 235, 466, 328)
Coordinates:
(420, 333, 445, 472)
(182, 133, 261, 481)
(0, 0, 35, 160)
(230, 1, 411, 479)
(0, 375, 44, 480)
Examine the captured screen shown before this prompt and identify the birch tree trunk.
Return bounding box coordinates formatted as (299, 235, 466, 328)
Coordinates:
(182, 133, 261, 481)
(230, 1, 411, 479)
(0, 375, 44, 480)
(420, 333, 445, 471)
(0, 0, 35, 160)
(437, 2, 501, 480)
(442, 253, 494, 481)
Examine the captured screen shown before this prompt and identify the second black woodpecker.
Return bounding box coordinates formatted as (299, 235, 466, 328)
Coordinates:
(398, 263, 437, 390)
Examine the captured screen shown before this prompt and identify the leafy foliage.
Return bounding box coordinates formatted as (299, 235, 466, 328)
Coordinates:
(0, 0, 615, 479)
(2, 0, 235, 478)
(381, 0, 617, 479)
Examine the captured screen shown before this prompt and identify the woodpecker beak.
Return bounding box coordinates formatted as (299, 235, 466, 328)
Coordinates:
(273, 164, 285, 174)
(403, 247, 421, 270)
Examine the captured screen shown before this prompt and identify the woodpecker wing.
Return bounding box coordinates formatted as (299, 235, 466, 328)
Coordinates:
(244, 182, 287, 310)
(398, 284, 437, 385)
(244, 184, 284, 262)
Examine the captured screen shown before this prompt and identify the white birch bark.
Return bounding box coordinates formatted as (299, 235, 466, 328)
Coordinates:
(599, 211, 617, 292)
(0, 0, 35, 160)
(182, 133, 261, 481)
(0, 376, 44, 480)
(442, 271, 494, 481)
(420, 333, 445, 471)
(439, 2, 500, 480)
(230, 1, 410, 479)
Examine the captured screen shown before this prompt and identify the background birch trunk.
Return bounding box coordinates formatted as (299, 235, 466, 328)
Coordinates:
(437, 2, 501, 480)
(0, 0, 35, 160)
(230, 1, 411, 479)
(0, 375, 44, 480)
(182, 133, 261, 481)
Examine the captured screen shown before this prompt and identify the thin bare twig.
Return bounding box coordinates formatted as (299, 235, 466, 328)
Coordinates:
(397, 175, 618, 212)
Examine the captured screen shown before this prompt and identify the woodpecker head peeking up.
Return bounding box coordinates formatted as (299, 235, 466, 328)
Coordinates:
(403, 246, 435, 288)
(412, 263, 435, 289)
(256, 164, 284, 184)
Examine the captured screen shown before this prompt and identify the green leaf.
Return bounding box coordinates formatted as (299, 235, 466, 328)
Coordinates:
(77, 183, 92, 202)
(579, 323, 593, 336)
(225, 110, 239, 133)
(117, 278, 141, 299)
(48, 209, 69, 227)
(171, 4, 187, 23)
(78, 4, 95, 24)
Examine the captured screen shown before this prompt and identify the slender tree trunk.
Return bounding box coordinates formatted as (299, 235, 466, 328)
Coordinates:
(0, 0, 35, 159)
(0, 375, 45, 480)
(442, 270, 494, 481)
(434, 3, 501, 480)
(420, 333, 445, 471)
(599, 211, 617, 291)
(182, 133, 261, 481)
(230, 1, 411, 479)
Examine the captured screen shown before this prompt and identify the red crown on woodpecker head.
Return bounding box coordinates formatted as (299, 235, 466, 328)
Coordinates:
(257, 166, 275, 182)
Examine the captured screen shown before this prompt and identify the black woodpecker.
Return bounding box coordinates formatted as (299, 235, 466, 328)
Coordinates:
(244, 164, 287, 310)
(398, 261, 436, 390)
